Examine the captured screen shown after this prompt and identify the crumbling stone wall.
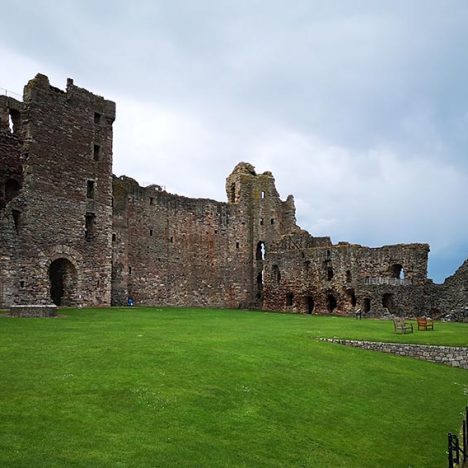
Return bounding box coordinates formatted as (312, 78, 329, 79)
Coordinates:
(0, 96, 24, 308)
(111, 162, 300, 307)
(263, 240, 431, 316)
(1, 74, 466, 318)
(0, 75, 115, 307)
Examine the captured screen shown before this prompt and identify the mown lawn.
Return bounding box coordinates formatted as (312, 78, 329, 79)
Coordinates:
(0, 307, 467, 467)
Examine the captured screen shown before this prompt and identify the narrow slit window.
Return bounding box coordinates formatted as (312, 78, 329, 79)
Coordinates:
(12, 209, 21, 234)
(93, 144, 101, 161)
(236, 241, 240, 249)
(112, 233, 116, 242)
(149, 229, 153, 236)
(94, 112, 101, 125)
(86, 180, 95, 199)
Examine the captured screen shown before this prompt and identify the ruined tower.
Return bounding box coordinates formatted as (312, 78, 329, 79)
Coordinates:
(0, 74, 115, 307)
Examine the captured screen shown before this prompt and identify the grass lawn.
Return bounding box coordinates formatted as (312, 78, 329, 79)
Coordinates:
(0, 308, 467, 467)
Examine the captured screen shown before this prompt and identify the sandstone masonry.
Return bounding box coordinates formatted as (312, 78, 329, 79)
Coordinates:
(1, 75, 467, 319)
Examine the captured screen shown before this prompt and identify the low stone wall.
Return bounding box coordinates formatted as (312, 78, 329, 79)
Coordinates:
(9, 304, 58, 317)
(320, 338, 468, 370)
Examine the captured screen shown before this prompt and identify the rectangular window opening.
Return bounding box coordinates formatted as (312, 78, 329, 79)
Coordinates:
(94, 112, 101, 125)
(93, 144, 101, 161)
(12, 209, 21, 234)
(85, 212, 96, 241)
(112, 233, 116, 242)
(86, 180, 95, 199)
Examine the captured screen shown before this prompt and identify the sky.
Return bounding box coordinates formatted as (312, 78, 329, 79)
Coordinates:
(1, 0, 467, 283)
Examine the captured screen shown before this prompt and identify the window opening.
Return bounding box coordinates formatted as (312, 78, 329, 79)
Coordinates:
(93, 144, 101, 161)
(346, 270, 352, 282)
(94, 112, 101, 124)
(256, 241, 266, 260)
(391, 264, 403, 279)
(347, 289, 357, 307)
(86, 180, 95, 199)
(236, 241, 240, 249)
(363, 298, 371, 313)
(85, 212, 96, 241)
(5, 179, 20, 203)
(149, 229, 153, 236)
(270, 218, 275, 225)
(261, 191, 265, 199)
(306, 296, 314, 314)
(112, 233, 116, 242)
(327, 267, 334, 281)
(286, 293, 294, 306)
(382, 293, 394, 311)
(327, 294, 337, 313)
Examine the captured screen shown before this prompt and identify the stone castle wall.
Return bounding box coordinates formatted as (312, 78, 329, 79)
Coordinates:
(1, 75, 466, 319)
(0, 74, 115, 307)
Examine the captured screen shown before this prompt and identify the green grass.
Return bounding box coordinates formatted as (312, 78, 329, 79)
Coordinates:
(0, 308, 467, 467)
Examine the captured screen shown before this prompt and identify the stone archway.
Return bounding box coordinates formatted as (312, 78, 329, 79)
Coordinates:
(48, 258, 77, 306)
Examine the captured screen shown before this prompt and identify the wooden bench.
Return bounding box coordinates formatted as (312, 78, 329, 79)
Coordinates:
(393, 318, 413, 334)
(417, 317, 434, 331)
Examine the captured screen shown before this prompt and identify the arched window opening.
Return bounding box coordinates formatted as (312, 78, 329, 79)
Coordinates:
(286, 293, 294, 307)
(327, 267, 334, 281)
(272, 265, 281, 284)
(256, 241, 266, 261)
(346, 270, 352, 283)
(327, 294, 337, 313)
(261, 191, 265, 199)
(49, 258, 77, 306)
(347, 289, 357, 307)
(391, 264, 403, 279)
(363, 298, 371, 313)
(5, 179, 21, 203)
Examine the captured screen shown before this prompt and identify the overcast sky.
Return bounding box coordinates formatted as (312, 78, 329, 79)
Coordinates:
(1, 0, 467, 283)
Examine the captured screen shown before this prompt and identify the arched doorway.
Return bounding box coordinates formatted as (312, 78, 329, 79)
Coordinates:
(306, 296, 314, 314)
(49, 258, 77, 306)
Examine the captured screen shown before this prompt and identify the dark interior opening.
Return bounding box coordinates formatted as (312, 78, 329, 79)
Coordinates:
(347, 288, 357, 307)
(5, 179, 21, 203)
(363, 298, 371, 313)
(346, 270, 352, 282)
(86, 180, 95, 199)
(306, 296, 314, 314)
(391, 264, 403, 279)
(382, 293, 394, 310)
(286, 293, 294, 306)
(12, 209, 21, 233)
(327, 294, 337, 313)
(327, 267, 334, 281)
(49, 258, 77, 306)
(85, 212, 96, 241)
(93, 144, 101, 161)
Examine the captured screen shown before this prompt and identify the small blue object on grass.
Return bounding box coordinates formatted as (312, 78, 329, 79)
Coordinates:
(127, 297, 134, 307)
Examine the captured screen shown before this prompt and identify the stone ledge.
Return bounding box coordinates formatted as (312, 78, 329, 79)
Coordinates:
(320, 338, 468, 370)
(9, 304, 58, 317)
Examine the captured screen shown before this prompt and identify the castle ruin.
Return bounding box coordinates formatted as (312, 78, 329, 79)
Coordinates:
(1, 75, 467, 319)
